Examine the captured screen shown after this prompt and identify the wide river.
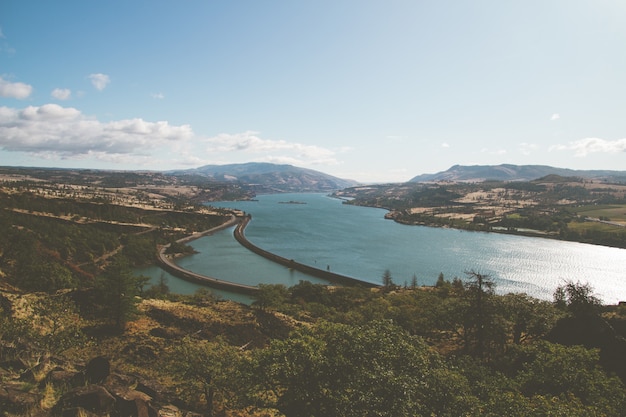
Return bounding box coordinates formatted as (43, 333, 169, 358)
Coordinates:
(138, 193, 626, 304)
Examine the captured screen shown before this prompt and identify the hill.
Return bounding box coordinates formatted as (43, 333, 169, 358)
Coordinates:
(169, 162, 359, 193)
(410, 164, 626, 183)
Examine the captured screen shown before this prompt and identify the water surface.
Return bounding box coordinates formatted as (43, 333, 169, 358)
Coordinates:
(141, 193, 626, 304)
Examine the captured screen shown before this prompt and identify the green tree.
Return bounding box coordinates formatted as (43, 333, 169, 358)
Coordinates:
(381, 269, 394, 289)
(251, 320, 477, 416)
(461, 271, 505, 358)
(554, 280, 602, 318)
(96, 258, 148, 330)
(506, 341, 626, 415)
(168, 336, 244, 416)
(143, 274, 171, 299)
(253, 284, 288, 311)
(410, 274, 418, 289)
(500, 293, 560, 345)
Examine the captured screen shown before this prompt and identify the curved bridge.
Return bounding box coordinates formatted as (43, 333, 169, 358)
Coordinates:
(156, 213, 378, 297)
(156, 215, 260, 295)
(234, 215, 377, 288)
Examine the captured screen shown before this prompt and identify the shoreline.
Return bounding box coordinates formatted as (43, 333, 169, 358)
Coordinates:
(156, 214, 260, 296)
(233, 215, 378, 288)
(156, 211, 378, 296)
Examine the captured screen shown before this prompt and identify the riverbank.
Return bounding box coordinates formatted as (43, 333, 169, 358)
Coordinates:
(333, 180, 626, 250)
(156, 211, 378, 296)
(156, 214, 260, 296)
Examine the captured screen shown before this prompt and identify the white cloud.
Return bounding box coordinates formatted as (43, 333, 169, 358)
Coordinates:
(551, 113, 560, 121)
(151, 92, 164, 99)
(0, 104, 193, 162)
(441, 142, 450, 148)
(204, 131, 338, 165)
(0, 76, 33, 99)
(518, 142, 539, 155)
(550, 137, 626, 156)
(51, 88, 71, 100)
(480, 147, 507, 155)
(88, 73, 110, 91)
(0, 104, 343, 170)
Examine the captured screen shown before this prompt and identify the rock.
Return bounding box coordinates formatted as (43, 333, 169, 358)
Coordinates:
(0, 357, 28, 373)
(59, 407, 100, 417)
(112, 387, 153, 417)
(40, 368, 82, 389)
(158, 404, 182, 417)
(104, 372, 154, 417)
(121, 342, 158, 361)
(150, 326, 185, 339)
(53, 385, 116, 415)
(0, 293, 12, 315)
(85, 356, 110, 384)
(0, 384, 42, 414)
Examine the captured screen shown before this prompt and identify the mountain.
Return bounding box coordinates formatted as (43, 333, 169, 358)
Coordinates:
(169, 162, 359, 192)
(409, 164, 626, 183)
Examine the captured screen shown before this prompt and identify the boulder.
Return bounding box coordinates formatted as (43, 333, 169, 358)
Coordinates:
(0, 385, 41, 414)
(0, 293, 12, 315)
(105, 373, 154, 417)
(53, 385, 116, 415)
(85, 356, 110, 384)
(40, 368, 82, 389)
(158, 404, 182, 417)
(58, 407, 100, 417)
(112, 387, 153, 417)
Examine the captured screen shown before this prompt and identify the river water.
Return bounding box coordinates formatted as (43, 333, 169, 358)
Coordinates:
(138, 193, 626, 304)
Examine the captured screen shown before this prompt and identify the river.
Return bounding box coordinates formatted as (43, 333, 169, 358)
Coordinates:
(138, 193, 626, 304)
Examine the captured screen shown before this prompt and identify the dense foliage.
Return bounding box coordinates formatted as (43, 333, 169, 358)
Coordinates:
(6, 275, 624, 416)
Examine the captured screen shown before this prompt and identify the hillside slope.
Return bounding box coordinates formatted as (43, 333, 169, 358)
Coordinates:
(410, 164, 626, 183)
(170, 162, 359, 192)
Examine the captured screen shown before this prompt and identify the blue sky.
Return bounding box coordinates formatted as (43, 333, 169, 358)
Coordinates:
(1, 1, 625, 182)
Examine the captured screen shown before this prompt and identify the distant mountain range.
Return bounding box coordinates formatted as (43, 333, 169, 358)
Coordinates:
(409, 164, 626, 183)
(169, 162, 359, 192)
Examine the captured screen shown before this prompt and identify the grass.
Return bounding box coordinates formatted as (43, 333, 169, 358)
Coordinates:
(574, 204, 626, 222)
(568, 221, 626, 234)
(39, 382, 58, 411)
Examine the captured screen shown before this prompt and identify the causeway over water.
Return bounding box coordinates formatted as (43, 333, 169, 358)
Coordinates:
(156, 213, 376, 296)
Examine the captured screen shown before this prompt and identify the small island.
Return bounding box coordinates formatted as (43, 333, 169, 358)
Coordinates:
(278, 200, 307, 204)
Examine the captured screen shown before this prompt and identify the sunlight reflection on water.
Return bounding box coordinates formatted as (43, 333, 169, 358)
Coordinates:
(139, 193, 626, 304)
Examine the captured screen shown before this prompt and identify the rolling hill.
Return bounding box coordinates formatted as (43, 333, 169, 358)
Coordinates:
(169, 162, 359, 192)
(409, 164, 626, 183)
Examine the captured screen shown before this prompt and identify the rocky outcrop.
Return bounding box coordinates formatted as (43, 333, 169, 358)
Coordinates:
(0, 355, 193, 417)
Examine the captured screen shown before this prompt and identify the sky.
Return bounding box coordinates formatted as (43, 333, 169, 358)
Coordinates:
(1, 1, 625, 183)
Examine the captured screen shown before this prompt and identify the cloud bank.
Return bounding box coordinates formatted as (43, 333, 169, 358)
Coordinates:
(0, 76, 33, 99)
(551, 138, 626, 156)
(0, 104, 192, 162)
(0, 104, 339, 169)
(203, 131, 338, 165)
